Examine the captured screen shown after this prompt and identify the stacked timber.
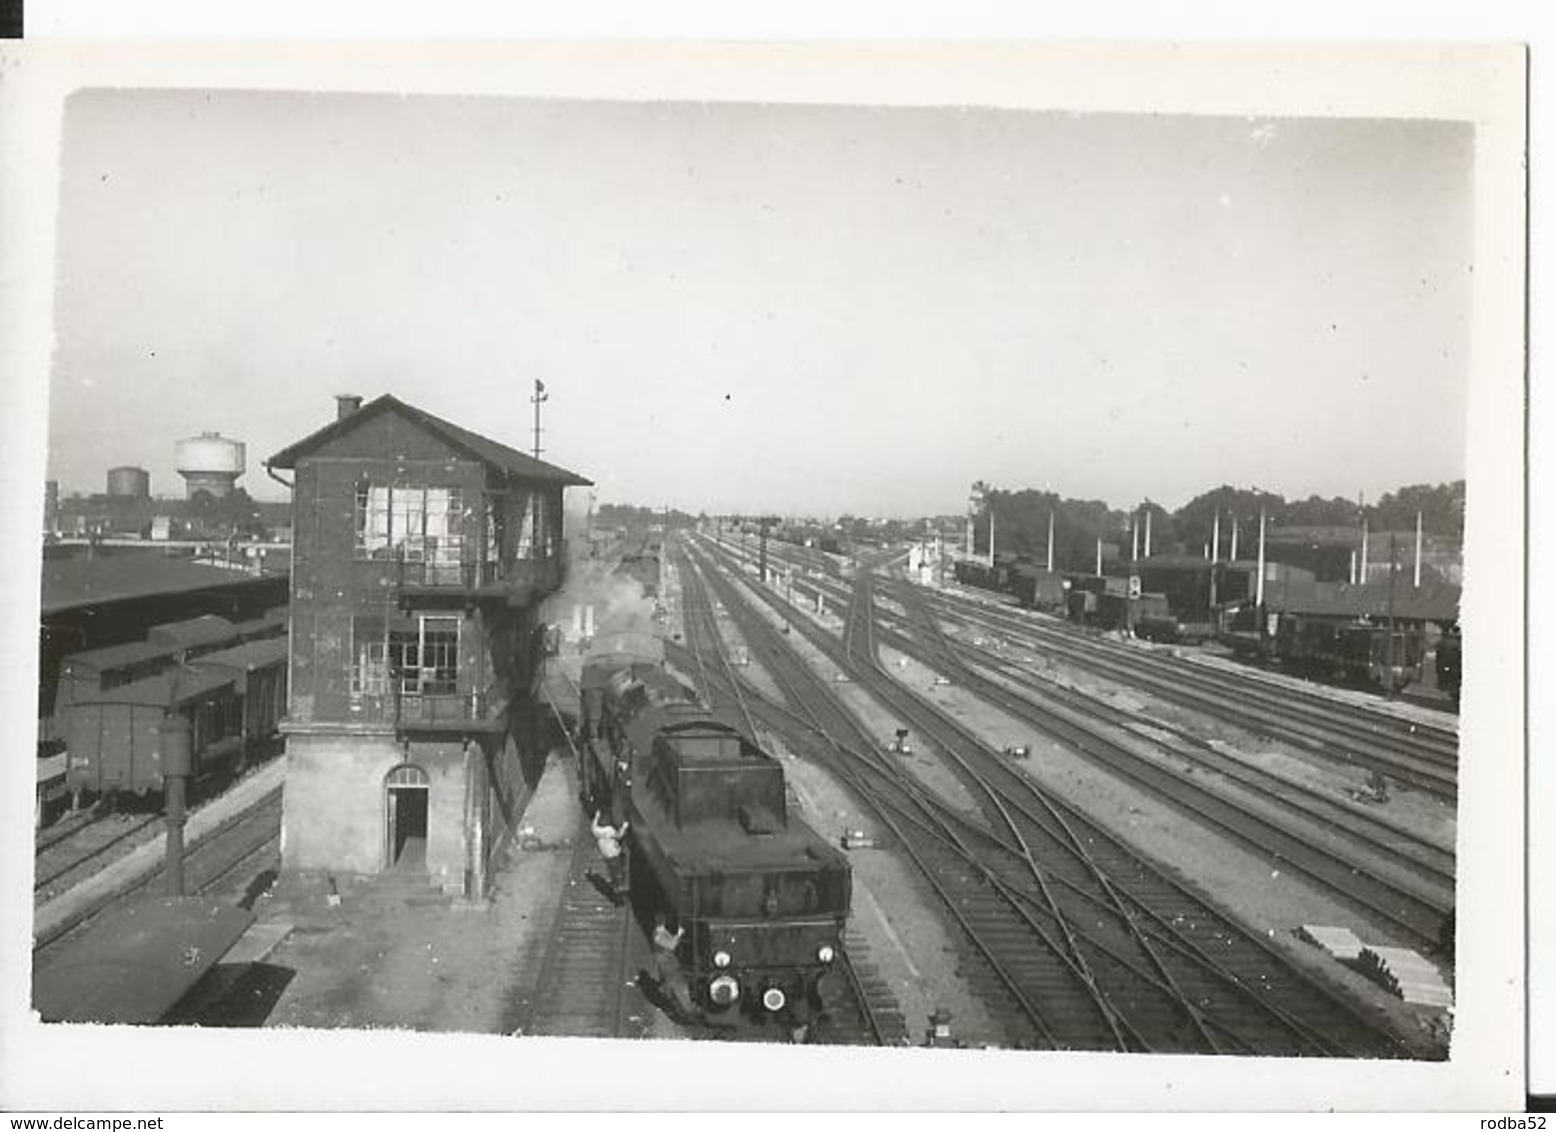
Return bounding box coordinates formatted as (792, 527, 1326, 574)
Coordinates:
(1296, 924, 1365, 963)
(1355, 946, 1454, 1008)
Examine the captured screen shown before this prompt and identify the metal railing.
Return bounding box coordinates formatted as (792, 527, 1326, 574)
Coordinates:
(345, 686, 506, 727)
(393, 546, 566, 592)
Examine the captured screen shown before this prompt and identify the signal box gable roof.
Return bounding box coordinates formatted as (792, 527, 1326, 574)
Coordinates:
(266, 394, 592, 486)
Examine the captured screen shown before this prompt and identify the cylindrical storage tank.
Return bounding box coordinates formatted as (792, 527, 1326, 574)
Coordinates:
(174, 432, 246, 498)
(107, 465, 151, 498)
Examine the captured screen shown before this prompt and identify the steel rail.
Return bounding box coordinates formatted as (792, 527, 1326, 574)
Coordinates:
(689, 535, 1414, 1057)
(831, 569, 1453, 942)
(884, 578, 1457, 891)
(923, 584, 1460, 785)
(676, 549, 1080, 1047)
(676, 639, 1360, 1056)
(846, 571, 1239, 1053)
(685, 543, 1396, 1055)
(740, 536, 1458, 773)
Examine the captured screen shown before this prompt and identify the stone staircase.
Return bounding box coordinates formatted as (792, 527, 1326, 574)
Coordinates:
(362, 869, 454, 908)
(363, 838, 453, 907)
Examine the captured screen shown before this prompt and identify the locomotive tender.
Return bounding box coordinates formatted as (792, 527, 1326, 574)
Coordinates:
(578, 635, 852, 1027)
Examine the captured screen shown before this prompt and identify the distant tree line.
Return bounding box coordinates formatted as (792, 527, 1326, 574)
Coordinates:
(595, 503, 700, 531)
(600, 477, 1464, 575)
(974, 479, 1464, 573)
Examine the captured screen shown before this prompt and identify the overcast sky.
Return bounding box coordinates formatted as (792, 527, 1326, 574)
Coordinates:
(45, 90, 1472, 518)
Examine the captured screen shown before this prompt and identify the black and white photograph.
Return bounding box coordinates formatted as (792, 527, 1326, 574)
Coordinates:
(0, 41, 1528, 1111)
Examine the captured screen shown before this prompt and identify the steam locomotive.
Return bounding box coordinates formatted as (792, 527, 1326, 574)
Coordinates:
(577, 635, 852, 1029)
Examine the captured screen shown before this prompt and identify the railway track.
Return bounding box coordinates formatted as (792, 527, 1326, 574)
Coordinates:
(769, 550, 1456, 883)
(33, 788, 283, 957)
(707, 537, 1453, 946)
(679, 541, 1415, 1056)
(675, 552, 905, 1047)
(34, 812, 164, 900)
(908, 582, 1460, 796)
(520, 816, 651, 1040)
(829, 934, 912, 1046)
(880, 579, 1457, 916)
(731, 537, 1458, 797)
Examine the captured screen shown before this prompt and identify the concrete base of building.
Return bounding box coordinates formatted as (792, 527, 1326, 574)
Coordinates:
(278, 721, 538, 900)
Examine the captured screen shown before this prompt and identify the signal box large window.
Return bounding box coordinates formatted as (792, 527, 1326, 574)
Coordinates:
(354, 485, 463, 565)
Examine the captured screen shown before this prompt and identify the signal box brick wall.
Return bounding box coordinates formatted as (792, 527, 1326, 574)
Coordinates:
(272, 396, 586, 895)
(287, 456, 559, 723)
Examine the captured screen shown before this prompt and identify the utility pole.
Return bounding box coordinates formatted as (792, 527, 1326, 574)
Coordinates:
(757, 515, 778, 584)
(1046, 511, 1055, 574)
(1255, 506, 1267, 619)
(530, 379, 549, 459)
(1209, 508, 1220, 610)
(1414, 510, 1423, 588)
(161, 710, 193, 896)
(1387, 531, 1400, 696)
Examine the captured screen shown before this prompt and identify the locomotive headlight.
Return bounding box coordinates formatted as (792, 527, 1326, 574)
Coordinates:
(817, 945, 836, 964)
(712, 950, 732, 969)
(761, 986, 787, 1013)
(709, 975, 740, 1006)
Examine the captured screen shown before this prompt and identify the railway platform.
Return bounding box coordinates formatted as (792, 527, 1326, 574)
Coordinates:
(34, 758, 286, 950)
(245, 748, 587, 1034)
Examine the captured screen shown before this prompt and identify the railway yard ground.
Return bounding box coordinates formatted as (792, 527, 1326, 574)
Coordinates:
(30, 539, 1458, 1059)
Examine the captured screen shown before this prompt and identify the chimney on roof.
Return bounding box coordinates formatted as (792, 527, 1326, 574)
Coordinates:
(335, 394, 363, 421)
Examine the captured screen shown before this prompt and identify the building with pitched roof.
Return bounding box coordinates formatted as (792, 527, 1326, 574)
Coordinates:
(265, 394, 591, 897)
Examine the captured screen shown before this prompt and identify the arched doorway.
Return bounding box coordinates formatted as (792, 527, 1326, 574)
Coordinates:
(385, 763, 430, 872)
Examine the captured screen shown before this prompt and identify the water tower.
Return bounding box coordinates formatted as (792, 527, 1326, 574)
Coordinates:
(175, 432, 246, 498)
(107, 465, 151, 499)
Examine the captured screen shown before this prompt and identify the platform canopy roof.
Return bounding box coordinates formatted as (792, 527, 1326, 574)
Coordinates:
(42, 557, 278, 616)
(266, 393, 592, 486)
(32, 897, 255, 1024)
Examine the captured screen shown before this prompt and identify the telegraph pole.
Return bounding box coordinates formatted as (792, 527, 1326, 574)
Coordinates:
(1414, 510, 1423, 588)
(1387, 531, 1400, 695)
(531, 379, 548, 459)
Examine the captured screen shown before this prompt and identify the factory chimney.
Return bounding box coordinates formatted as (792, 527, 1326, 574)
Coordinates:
(336, 394, 364, 420)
